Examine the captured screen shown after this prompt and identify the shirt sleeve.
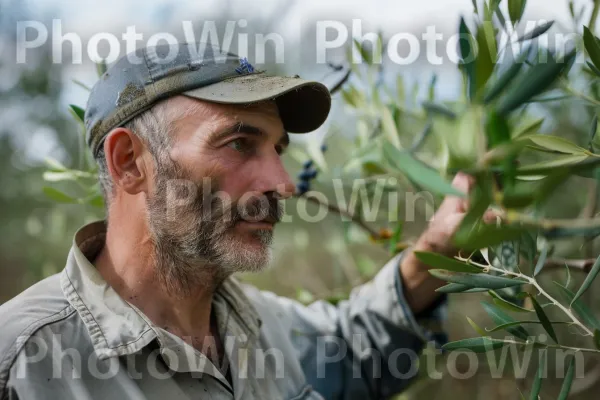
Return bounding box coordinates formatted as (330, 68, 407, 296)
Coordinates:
(252, 252, 448, 400)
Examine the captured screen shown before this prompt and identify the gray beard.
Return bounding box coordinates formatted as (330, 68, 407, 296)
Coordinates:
(145, 158, 280, 297)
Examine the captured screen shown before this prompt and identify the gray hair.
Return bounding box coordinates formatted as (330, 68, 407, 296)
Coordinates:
(94, 97, 204, 204)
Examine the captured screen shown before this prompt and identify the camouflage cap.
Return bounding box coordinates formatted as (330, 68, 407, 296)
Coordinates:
(84, 43, 331, 157)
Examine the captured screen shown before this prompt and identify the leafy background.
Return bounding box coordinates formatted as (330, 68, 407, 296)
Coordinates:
(4, 0, 600, 398)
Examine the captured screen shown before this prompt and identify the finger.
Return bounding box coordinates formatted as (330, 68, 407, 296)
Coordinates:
(417, 212, 466, 254)
(451, 172, 475, 194)
(457, 196, 469, 214)
(482, 209, 501, 224)
(446, 212, 466, 232)
(451, 173, 475, 213)
(437, 173, 476, 215)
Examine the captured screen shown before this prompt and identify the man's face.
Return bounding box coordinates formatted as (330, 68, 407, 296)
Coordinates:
(145, 96, 295, 289)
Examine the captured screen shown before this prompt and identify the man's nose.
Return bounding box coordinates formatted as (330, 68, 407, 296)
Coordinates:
(258, 152, 295, 200)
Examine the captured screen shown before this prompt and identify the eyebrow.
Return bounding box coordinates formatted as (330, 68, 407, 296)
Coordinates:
(211, 122, 289, 147)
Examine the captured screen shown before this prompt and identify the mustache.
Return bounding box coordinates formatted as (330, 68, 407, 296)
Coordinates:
(152, 170, 285, 226)
(223, 194, 284, 225)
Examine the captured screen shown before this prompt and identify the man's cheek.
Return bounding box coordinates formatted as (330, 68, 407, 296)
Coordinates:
(218, 170, 254, 199)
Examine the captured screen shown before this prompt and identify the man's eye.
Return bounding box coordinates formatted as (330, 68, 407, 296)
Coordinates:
(227, 138, 250, 153)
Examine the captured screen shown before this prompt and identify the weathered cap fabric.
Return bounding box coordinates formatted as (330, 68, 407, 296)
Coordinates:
(84, 43, 331, 157)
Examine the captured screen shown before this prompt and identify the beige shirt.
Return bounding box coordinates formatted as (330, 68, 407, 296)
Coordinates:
(0, 221, 445, 399)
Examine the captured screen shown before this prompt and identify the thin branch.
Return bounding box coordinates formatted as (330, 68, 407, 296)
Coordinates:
(325, 64, 352, 95)
(504, 210, 600, 231)
(534, 279, 594, 336)
(560, 81, 600, 107)
(295, 193, 381, 239)
(408, 121, 433, 153)
(483, 263, 594, 336)
(545, 343, 600, 354)
(543, 257, 596, 273)
(494, 339, 600, 354)
(296, 192, 598, 272)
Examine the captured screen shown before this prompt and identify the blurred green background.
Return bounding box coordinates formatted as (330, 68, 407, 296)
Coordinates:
(2, 0, 600, 398)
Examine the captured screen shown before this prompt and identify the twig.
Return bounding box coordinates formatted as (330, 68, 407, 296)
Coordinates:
(543, 257, 596, 273)
(295, 191, 599, 272)
(480, 262, 595, 337)
(326, 65, 352, 95)
(561, 81, 600, 107)
(545, 343, 600, 354)
(409, 121, 433, 153)
(504, 210, 600, 231)
(295, 193, 381, 239)
(489, 339, 600, 354)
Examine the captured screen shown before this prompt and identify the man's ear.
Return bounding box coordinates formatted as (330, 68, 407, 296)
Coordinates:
(103, 127, 149, 195)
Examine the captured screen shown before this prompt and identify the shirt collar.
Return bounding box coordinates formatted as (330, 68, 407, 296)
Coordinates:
(60, 220, 262, 361)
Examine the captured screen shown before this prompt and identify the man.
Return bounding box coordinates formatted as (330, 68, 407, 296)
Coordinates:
(0, 43, 473, 399)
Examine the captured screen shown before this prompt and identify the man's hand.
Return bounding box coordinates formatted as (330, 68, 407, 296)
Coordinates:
(412, 172, 474, 258)
(399, 173, 495, 314)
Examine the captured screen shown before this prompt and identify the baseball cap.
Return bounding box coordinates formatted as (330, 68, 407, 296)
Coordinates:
(84, 43, 332, 157)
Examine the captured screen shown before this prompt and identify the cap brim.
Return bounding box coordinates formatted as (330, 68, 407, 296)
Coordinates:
(182, 72, 331, 133)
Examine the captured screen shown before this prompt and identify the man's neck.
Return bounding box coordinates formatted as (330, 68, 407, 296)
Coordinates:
(94, 201, 218, 350)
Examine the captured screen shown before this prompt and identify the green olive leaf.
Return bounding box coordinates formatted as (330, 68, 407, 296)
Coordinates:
(429, 270, 527, 290)
(442, 337, 506, 353)
(529, 295, 558, 343)
(529, 350, 546, 400)
(584, 26, 600, 71)
(570, 253, 600, 305)
(414, 252, 482, 273)
(489, 290, 533, 312)
(496, 49, 574, 116)
(436, 283, 488, 293)
(459, 17, 477, 100)
(508, 0, 526, 23)
(482, 302, 530, 340)
(42, 187, 77, 204)
(533, 243, 548, 277)
(383, 145, 464, 197)
(557, 356, 575, 400)
(522, 135, 587, 154)
(69, 104, 85, 124)
(467, 317, 487, 336)
(517, 20, 554, 42)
